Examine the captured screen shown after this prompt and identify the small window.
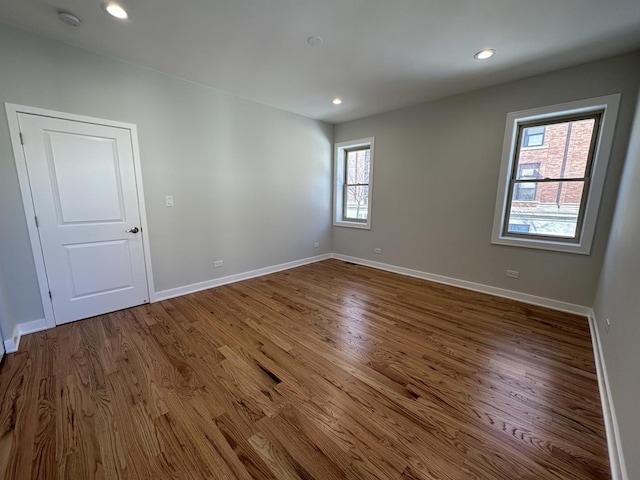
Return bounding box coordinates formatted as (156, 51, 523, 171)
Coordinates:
(513, 163, 540, 201)
(522, 126, 545, 148)
(492, 95, 620, 254)
(334, 137, 374, 229)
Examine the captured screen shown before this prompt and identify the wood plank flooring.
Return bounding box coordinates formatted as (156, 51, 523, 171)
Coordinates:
(0, 259, 610, 479)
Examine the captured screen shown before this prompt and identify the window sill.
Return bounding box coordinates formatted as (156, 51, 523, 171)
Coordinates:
(334, 220, 371, 230)
(520, 145, 548, 151)
(491, 235, 590, 255)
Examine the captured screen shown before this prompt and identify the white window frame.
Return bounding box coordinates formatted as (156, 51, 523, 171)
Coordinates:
(491, 94, 620, 255)
(334, 137, 375, 229)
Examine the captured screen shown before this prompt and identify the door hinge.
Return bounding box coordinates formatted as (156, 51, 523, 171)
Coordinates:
(34, 216, 39, 228)
(19, 132, 24, 145)
(48, 291, 52, 299)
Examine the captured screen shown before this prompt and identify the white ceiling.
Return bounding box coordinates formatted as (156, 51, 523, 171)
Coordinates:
(2, 0, 640, 123)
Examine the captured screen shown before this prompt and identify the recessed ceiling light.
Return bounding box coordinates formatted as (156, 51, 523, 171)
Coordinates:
(332, 98, 343, 105)
(103, 3, 129, 20)
(474, 49, 495, 60)
(59, 11, 81, 27)
(308, 36, 323, 47)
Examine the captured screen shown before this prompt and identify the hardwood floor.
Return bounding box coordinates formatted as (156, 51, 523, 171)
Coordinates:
(0, 259, 610, 479)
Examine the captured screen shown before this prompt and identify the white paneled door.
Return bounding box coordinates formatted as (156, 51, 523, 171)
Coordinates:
(17, 113, 149, 325)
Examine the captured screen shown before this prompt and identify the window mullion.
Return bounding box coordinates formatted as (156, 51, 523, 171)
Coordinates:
(513, 177, 587, 183)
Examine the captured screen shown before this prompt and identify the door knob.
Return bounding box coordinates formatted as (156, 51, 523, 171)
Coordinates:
(126, 227, 140, 234)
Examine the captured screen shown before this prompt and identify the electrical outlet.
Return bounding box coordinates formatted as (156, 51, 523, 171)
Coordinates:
(214, 260, 223, 268)
(605, 318, 611, 333)
(314, 242, 320, 248)
(374, 248, 382, 254)
(165, 195, 174, 207)
(506, 270, 519, 279)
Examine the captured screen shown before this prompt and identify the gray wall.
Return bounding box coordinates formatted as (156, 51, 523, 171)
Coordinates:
(333, 51, 640, 306)
(0, 263, 11, 348)
(0, 24, 333, 339)
(593, 90, 640, 480)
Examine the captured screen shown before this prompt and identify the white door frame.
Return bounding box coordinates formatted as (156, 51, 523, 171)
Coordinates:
(5, 103, 155, 329)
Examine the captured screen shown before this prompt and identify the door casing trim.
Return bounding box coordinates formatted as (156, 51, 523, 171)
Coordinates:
(5, 103, 155, 328)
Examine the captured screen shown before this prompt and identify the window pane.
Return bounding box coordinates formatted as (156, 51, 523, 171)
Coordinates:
(517, 118, 596, 179)
(345, 185, 369, 220)
(507, 181, 585, 238)
(347, 149, 371, 184)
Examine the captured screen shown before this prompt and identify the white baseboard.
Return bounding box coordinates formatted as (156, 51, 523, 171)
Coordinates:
(3, 317, 48, 353)
(3, 324, 19, 353)
(4, 255, 331, 353)
(153, 253, 331, 302)
(331, 254, 591, 316)
(588, 311, 628, 480)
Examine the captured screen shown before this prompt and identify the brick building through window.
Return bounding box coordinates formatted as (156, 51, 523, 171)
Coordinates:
(507, 118, 596, 238)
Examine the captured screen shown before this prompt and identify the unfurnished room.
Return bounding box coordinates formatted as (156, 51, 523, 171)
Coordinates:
(0, 1, 639, 479)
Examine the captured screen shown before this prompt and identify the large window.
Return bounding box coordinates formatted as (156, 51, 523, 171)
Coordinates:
(492, 95, 620, 254)
(334, 137, 374, 229)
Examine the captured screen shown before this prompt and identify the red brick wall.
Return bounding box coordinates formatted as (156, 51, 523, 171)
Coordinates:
(516, 119, 594, 205)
